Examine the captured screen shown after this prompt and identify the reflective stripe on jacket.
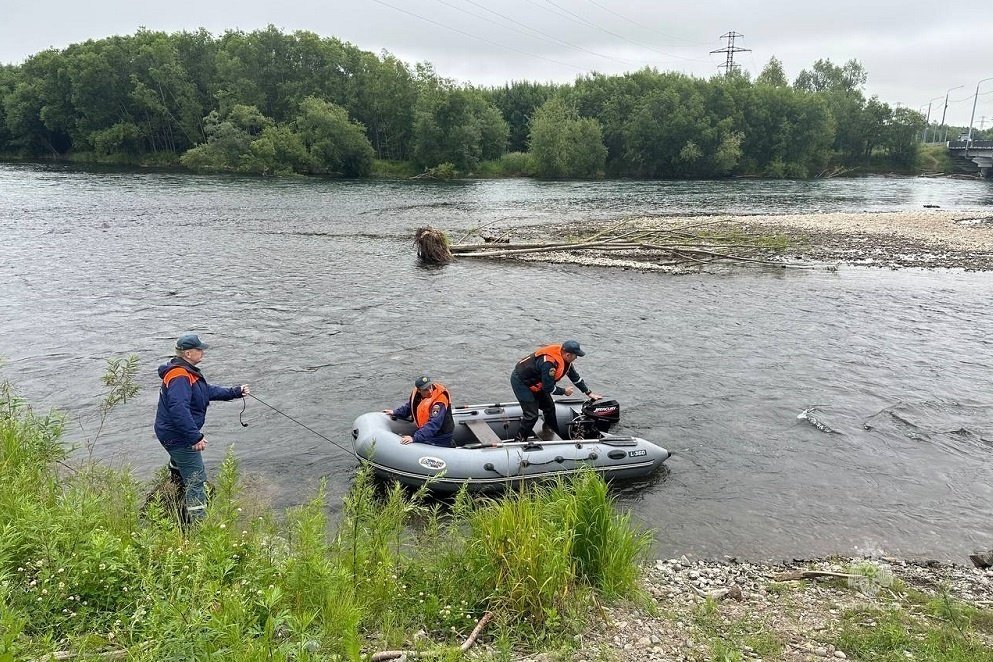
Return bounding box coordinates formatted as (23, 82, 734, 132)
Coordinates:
(154, 358, 243, 446)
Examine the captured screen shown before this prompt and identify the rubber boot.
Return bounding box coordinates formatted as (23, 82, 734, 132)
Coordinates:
(168, 462, 191, 530)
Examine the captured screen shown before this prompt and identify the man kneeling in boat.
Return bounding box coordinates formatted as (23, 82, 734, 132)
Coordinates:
(384, 376, 455, 447)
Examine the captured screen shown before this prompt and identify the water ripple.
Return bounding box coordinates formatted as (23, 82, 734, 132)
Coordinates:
(1, 163, 992, 561)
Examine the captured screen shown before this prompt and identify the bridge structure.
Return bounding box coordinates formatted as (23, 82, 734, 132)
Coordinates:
(947, 140, 993, 178)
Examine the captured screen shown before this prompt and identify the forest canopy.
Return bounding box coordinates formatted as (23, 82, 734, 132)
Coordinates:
(0, 26, 950, 178)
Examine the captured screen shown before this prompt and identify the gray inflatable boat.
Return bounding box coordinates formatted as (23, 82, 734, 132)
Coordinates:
(351, 397, 670, 492)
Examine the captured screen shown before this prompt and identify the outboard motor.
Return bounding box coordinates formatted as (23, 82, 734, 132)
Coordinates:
(568, 399, 621, 439)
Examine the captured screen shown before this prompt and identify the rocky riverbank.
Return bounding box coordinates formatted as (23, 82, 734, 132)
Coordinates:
(507, 556, 993, 661)
(499, 210, 993, 271)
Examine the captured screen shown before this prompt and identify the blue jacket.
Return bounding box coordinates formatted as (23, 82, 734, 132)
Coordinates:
(154, 358, 243, 446)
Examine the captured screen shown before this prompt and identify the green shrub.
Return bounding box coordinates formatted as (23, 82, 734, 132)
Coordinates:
(917, 143, 955, 173)
(0, 379, 650, 658)
(476, 152, 535, 177)
(423, 162, 458, 179)
(783, 161, 809, 178)
(371, 159, 419, 178)
(835, 606, 993, 662)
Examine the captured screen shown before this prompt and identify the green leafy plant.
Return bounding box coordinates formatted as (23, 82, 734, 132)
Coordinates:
(0, 379, 653, 659)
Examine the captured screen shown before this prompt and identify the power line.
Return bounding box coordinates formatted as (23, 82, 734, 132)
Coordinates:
(745, 50, 762, 79)
(709, 31, 750, 75)
(433, 0, 650, 68)
(579, 0, 709, 48)
(368, 0, 582, 73)
(531, 0, 712, 63)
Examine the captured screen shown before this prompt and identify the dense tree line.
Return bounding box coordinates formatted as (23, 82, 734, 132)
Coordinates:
(0, 27, 935, 178)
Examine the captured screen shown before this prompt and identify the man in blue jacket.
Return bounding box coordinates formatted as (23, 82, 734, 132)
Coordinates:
(384, 376, 455, 447)
(155, 334, 248, 523)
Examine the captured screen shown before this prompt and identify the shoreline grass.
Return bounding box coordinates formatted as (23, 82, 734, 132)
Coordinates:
(0, 379, 649, 660)
(3, 373, 990, 661)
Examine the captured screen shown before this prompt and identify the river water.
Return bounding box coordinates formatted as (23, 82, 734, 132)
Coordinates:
(1, 162, 992, 562)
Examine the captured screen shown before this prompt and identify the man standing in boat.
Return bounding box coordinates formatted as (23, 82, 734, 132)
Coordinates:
(384, 376, 455, 447)
(511, 340, 602, 442)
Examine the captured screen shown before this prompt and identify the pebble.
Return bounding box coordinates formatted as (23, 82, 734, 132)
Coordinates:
(525, 211, 993, 272)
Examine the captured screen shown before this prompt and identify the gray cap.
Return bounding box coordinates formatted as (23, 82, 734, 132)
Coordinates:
(562, 339, 585, 356)
(176, 334, 208, 351)
(414, 375, 432, 389)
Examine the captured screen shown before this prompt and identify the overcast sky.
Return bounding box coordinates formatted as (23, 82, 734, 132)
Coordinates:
(2, 0, 990, 127)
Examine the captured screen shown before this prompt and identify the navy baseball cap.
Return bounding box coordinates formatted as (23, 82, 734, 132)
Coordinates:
(176, 334, 208, 351)
(414, 376, 432, 389)
(562, 339, 585, 356)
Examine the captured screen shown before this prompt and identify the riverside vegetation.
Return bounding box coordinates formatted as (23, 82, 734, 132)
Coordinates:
(0, 368, 652, 661)
(2, 27, 988, 179)
(2, 366, 992, 661)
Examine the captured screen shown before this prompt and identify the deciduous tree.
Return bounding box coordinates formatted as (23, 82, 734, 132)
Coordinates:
(294, 96, 375, 176)
(528, 96, 606, 178)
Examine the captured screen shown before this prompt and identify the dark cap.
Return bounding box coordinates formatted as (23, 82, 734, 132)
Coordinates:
(414, 376, 432, 390)
(176, 334, 208, 351)
(562, 339, 585, 356)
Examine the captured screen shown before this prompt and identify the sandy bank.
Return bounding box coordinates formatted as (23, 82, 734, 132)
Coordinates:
(499, 210, 993, 271)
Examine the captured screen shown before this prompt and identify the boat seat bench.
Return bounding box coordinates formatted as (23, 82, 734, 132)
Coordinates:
(465, 419, 503, 446)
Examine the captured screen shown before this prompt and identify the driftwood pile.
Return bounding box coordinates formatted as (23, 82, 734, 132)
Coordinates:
(436, 218, 794, 269)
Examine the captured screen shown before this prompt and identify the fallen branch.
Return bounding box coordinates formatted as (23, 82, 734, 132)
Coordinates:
(33, 642, 153, 661)
(774, 570, 864, 582)
(659, 246, 792, 266)
(451, 241, 573, 252)
(455, 218, 511, 245)
(440, 219, 817, 270)
(370, 611, 493, 661)
(456, 238, 625, 258)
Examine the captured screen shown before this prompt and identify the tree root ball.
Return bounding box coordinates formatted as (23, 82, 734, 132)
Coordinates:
(414, 226, 454, 264)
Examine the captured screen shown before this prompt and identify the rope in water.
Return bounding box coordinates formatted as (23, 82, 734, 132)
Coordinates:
(245, 393, 354, 456)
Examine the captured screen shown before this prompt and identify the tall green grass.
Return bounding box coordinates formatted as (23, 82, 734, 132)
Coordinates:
(916, 143, 956, 174)
(370, 159, 419, 179)
(461, 473, 651, 635)
(0, 380, 650, 660)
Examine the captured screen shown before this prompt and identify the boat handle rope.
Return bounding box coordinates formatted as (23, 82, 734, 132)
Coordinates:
(245, 393, 355, 456)
(520, 453, 598, 468)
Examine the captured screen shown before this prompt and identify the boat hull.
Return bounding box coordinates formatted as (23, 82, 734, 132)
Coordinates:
(350, 398, 670, 492)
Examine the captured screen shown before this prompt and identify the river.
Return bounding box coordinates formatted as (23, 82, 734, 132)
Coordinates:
(1, 162, 991, 562)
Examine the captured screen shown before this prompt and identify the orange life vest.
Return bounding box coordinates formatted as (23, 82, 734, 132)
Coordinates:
(515, 344, 570, 393)
(409, 383, 453, 429)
